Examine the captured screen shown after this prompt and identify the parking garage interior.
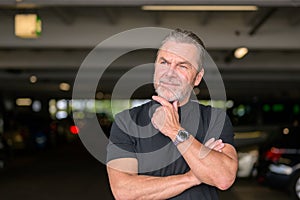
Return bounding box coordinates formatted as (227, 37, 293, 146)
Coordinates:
(0, 0, 300, 199)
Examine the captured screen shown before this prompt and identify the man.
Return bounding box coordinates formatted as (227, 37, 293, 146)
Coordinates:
(106, 29, 238, 199)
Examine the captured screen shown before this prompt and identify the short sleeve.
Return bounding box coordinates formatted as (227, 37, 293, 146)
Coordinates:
(220, 114, 235, 146)
(199, 106, 235, 147)
(106, 113, 137, 164)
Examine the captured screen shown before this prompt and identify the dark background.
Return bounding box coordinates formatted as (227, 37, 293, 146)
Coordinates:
(1, 1, 300, 199)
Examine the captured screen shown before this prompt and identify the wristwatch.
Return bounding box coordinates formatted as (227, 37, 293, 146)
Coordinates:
(173, 129, 190, 146)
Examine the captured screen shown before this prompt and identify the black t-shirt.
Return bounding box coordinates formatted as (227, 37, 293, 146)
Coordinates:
(107, 100, 234, 200)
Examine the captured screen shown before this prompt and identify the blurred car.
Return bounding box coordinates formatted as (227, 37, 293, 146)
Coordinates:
(237, 148, 259, 178)
(257, 125, 300, 200)
(234, 130, 268, 178)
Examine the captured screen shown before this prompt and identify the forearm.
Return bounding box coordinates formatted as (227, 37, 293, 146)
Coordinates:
(150, 96, 237, 190)
(177, 136, 238, 190)
(107, 168, 199, 200)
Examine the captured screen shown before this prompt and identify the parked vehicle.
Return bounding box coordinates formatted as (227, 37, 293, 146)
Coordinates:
(234, 130, 268, 178)
(237, 148, 259, 178)
(257, 124, 300, 199)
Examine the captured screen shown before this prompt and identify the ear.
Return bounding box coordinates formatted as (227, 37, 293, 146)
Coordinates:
(193, 68, 204, 86)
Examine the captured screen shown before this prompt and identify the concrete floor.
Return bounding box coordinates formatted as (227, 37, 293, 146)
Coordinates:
(0, 140, 290, 200)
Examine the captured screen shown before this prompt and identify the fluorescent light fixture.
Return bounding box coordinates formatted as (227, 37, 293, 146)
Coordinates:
(234, 47, 248, 59)
(15, 14, 42, 38)
(142, 5, 258, 11)
(16, 98, 32, 106)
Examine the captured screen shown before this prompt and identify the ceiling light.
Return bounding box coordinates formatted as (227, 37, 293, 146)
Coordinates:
(59, 82, 71, 91)
(15, 14, 42, 38)
(32, 100, 42, 112)
(142, 5, 258, 11)
(57, 99, 68, 110)
(234, 47, 248, 59)
(56, 111, 68, 120)
(29, 75, 38, 83)
(283, 128, 289, 135)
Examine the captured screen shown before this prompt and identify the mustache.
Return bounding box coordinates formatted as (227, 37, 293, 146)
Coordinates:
(158, 77, 181, 85)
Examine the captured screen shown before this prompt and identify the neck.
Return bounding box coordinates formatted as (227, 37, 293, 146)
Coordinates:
(178, 97, 190, 107)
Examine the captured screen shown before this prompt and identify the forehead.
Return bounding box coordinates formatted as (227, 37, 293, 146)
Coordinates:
(158, 41, 199, 66)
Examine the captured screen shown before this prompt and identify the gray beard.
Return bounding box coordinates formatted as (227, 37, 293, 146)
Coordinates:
(155, 86, 190, 103)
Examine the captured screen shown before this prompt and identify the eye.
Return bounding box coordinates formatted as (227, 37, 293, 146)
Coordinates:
(179, 65, 188, 69)
(160, 60, 167, 65)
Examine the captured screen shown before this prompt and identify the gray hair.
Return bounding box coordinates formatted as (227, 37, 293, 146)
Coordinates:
(160, 28, 206, 71)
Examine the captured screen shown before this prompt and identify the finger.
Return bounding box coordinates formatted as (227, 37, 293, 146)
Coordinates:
(173, 101, 178, 112)
(204, 138, 215, 148)
(151, 117, 158, 130)
(217, 141, 225, 149)
(213, 141, 224, 148)
(152, 95, 172, 107)
(213, 143, 225, 151)
(213, 140, 225, 151)
(213, 139, 222, 146)
(215, 139, 223, 147)
(206, 139, 223, 150)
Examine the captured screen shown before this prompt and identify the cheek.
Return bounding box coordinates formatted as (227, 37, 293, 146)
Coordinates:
(182, 75, 198, 87)
(153, 70, 161, 87)
(153, 70, 159, 81)
(176, 72, 190, 83)
(154, 68, 165, 79)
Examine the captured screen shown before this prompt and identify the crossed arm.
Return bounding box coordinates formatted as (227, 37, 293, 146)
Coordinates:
(107, 139, 228, 200)
(107, 158, 200, 200)
(107, 96, 238, 200)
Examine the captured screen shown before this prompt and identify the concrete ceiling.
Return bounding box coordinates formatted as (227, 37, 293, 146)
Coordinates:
(0, 1, 300, 102)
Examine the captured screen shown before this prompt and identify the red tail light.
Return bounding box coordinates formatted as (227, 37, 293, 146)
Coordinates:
(265, 147, 283, 162)
(70, 125, 79, 135)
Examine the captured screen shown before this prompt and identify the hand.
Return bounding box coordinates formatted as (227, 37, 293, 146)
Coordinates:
(204, 138, 225, 152)
(199, 138, 225, 159)
(151, 95, 181, 140)
(185, 170, 201, 186)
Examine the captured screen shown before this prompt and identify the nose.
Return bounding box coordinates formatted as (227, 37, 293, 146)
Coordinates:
(165, 63, 177, 77)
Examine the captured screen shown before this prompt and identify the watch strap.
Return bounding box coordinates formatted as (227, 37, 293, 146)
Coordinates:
(173, 138, 180, 146)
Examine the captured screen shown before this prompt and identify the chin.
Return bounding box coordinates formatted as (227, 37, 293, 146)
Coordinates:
(156, 89, 179, 102)
(164, 96, 178, 102)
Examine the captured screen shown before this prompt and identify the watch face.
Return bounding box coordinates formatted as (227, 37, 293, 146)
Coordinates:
(178, 130, 189, 142)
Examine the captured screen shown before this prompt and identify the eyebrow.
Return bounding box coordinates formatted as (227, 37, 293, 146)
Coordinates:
(158, 56, 193, 67)
(177, 61, 193, 68)
(158, 57, 169, 64)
